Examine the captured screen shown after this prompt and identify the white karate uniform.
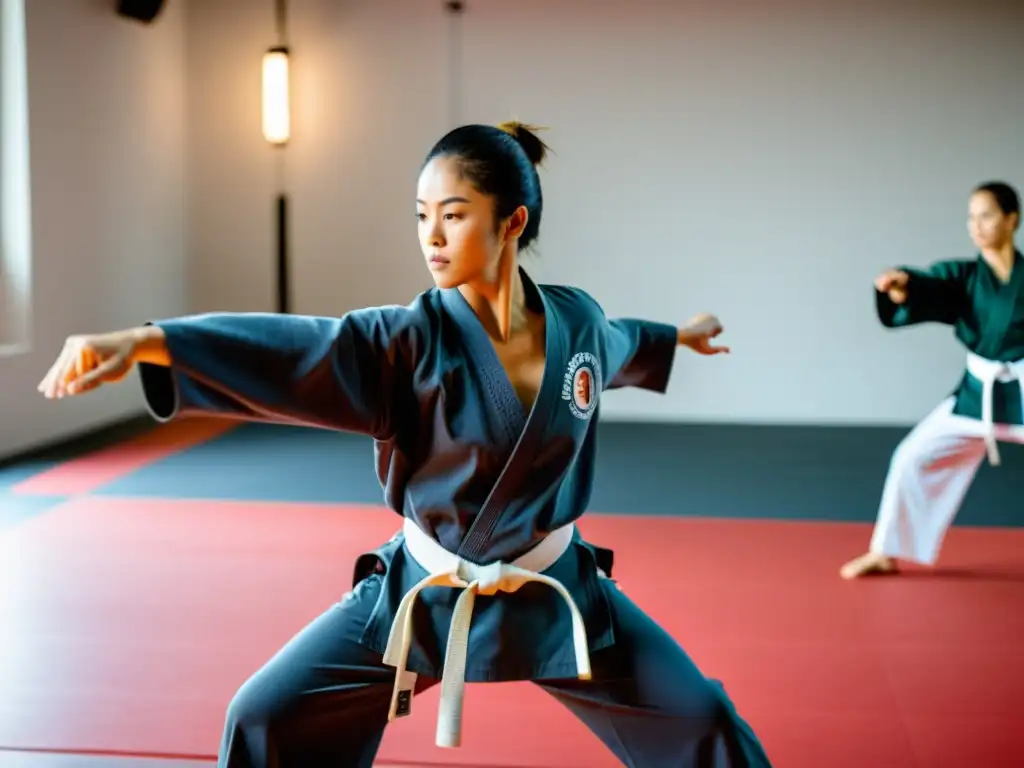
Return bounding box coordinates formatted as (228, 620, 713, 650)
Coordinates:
(870, 353, 1024, 564)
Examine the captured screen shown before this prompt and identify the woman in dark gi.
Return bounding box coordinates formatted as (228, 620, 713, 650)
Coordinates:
(39, 121, 773, 768)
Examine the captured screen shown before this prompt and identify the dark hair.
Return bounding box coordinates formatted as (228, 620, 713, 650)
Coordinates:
(423, 121, 550, 250)
(973, 181, 1020, 228)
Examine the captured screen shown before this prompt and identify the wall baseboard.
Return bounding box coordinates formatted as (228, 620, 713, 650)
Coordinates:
(589, 421, 1022, 526)
(3, 418, 1021, 528)
(0, 414, 154, 470)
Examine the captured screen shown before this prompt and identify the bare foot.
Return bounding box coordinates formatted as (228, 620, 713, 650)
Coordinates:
(840, 552, 897, 579)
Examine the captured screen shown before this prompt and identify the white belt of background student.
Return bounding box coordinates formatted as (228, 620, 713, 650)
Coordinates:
(965, 351, 1024, 466)
(381, 518, 591, 748)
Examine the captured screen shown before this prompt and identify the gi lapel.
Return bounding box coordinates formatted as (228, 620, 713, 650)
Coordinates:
(439, 270, 566, 563)
(985, 250, 1024, 344)
(440, 285, 529, 447)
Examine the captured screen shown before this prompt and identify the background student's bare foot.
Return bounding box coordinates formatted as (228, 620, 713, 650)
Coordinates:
(840, 552, 897, 579)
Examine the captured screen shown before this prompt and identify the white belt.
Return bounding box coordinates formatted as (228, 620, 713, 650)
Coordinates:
(965, 351, 1024, 466)
(382, 518, 591, 748)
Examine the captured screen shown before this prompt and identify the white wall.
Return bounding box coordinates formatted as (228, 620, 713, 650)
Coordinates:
(0, 1, 187, 460)
(6, 0, 1020, 455)
(185, 0, 447, 315)
(186, 0, 1024, 427)
(1, 0, 1022, 458)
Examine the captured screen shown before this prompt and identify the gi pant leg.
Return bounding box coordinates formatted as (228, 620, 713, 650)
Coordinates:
(540, 580, 773, 768)
(217, 573, 438, 768)
(218, 557, 771, 768)
(868, 396, 1024, 565)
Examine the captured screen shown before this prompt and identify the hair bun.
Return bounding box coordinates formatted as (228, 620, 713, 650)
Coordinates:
(497, 120, 550, 167)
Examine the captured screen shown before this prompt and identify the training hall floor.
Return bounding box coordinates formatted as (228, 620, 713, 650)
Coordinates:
(2, 416, 1022, 767)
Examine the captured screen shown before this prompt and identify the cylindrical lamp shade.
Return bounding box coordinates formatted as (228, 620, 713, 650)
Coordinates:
(262, 47, 290, 145)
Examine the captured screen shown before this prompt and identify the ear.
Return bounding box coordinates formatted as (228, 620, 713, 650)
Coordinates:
(501, 205, 529, 244)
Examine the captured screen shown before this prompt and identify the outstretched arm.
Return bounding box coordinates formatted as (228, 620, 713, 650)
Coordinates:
(39, 308, 420, 440)
(875, 260, 971, 328)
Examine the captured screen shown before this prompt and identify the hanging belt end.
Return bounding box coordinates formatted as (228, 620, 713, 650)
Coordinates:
(387, 670, 418, 721)
(985, 436, 1001, 467)
(435, 716, 463, 748)
(575, 647, 592, 681)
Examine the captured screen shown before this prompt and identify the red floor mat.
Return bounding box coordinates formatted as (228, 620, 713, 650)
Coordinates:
(2, 497, 1023, 767)
(10, 419, 236, 497)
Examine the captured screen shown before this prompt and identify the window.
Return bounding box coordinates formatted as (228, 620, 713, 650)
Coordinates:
(0, 0, 30, 354)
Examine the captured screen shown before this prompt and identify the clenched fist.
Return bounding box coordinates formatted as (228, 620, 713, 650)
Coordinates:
(875, 269, 910, 305)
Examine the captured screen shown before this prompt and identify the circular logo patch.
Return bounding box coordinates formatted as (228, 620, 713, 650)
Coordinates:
(562, 352, 601, 420)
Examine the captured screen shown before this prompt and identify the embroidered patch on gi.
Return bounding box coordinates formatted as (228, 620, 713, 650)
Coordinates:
(562, 352, 601, 420)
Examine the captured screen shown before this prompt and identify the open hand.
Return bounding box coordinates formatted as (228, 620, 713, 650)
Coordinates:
(37, 331, 139, 399)
(874, 269, 909, 304)
(678, 312, 729, 355)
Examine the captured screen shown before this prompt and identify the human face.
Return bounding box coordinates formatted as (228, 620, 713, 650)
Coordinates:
(968, 191, 1018, 251)
(416, 155, 502, 289)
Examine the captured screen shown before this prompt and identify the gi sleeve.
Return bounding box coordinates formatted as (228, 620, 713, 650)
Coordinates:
(137, 308, 415, 439)
(877, 259, 971, 328)
(601, 317, 679, 393)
